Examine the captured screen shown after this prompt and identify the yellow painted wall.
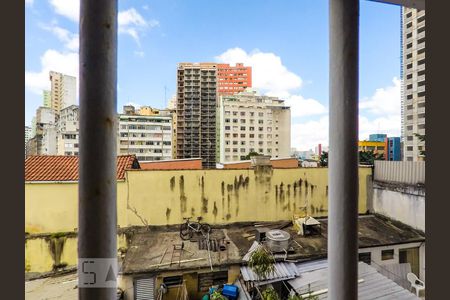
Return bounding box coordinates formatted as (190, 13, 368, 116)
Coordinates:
(25, 168, 372, 233)
(25, 233, 129, 273)
(125, 167, 371, 226)
(25, 181, 128, 234)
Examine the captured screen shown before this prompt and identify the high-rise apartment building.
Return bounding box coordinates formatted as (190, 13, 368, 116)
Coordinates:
(26, 107, 58, 156)
(218, 89, 291, 162)
(217, 63, 252, 95)
(118, 105, 173, 162)
(49, 71, 77, 115)
(384, 137, 401, 161)
(401, 8, 425, 161)
(43, 90, 51, 108)
(57, 105, 80, 155)
(176, 63, 218, 168)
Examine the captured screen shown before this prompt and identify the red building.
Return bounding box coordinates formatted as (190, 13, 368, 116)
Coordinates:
(217, 63, 252, 95)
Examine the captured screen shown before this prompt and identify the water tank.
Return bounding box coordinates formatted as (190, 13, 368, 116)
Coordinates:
(266, 230, 291, 252)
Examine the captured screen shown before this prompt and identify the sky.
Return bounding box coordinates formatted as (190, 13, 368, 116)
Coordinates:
(25, 0, 402, 151)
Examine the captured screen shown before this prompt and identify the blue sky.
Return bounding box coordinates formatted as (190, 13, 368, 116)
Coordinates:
(25, 0, 402, 150)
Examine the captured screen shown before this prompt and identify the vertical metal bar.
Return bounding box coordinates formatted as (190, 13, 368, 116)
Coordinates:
(78, 0, 118, 299)
(328, 0, 359, 299)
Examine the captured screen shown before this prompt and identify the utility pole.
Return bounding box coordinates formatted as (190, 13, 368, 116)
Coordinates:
(328, 0, 359, 299)
(78, 0, 118, 299)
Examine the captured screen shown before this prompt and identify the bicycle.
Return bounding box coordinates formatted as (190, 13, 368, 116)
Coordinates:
(180, 217, 211, 240)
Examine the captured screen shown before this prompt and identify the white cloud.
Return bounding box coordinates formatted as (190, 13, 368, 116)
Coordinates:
(215, 48, 302, 97)
(359, 115, 401, 140)
(25, 49, 78, 95)
(40, 24, 79, 51)
(291, 116, 329, 150)
(360, 77, 401, 116)
(49, 0, 79, 22)
(25, 0, 34, 6)
(48, 1, 158, 45)
(285, 95, 327, 118)
(118, 8, 158, 45)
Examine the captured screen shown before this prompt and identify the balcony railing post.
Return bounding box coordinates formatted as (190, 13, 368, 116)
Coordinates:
(328, 0, 359, 299)
(78, 0, 118, 299)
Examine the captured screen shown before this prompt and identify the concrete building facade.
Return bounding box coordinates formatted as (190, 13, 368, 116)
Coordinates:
(176, 63, 218, 168)
(369, 133, 387, 143)
(57, 105, 80, 155)
(25, 126, 32, 156)
(42, 90, 51, 108)
(118, 106, 173, 162)
(217, 63, 252, 95)
(27, 107, 58, 156)
(49, 71, 76, 115)
(218, 89, 291, 162)
(401, 8, 425, 161)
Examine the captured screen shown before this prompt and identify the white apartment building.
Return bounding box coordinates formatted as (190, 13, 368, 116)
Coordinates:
(49, 71, 77, 114)
(118, 106, 173, 162)
(218, 89, 291, 162)
(401, 8, 425, 161)
(57, 105, 80, 155)
(25, 126, 32, 156)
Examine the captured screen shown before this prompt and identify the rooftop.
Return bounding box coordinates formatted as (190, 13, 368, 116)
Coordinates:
(121, 214, 424, 275)
(25, 155, 140, 182)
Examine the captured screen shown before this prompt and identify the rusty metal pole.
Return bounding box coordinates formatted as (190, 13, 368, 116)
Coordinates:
(328, 0, 359, 299)
(78, 0, 118, 299)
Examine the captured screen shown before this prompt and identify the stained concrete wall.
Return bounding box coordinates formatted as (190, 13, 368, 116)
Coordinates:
(25, 167, 372, 234)
(124, 167, 371, 226)
(371, 181, 425, 232)
(25, 233, 128, 274)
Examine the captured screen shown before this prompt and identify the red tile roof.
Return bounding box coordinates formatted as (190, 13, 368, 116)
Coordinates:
(25, 155, 139, 182)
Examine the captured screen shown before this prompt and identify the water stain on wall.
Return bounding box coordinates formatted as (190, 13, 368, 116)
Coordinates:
(213, 202, 218, 218)
(166, 208, 171, 221)
(170, 176, 175, 191)
(47, 236, 66, 269)
(179, 175, 187, 213)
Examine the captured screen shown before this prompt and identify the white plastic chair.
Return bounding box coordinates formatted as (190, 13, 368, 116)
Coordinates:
(407, 272, 425, 297)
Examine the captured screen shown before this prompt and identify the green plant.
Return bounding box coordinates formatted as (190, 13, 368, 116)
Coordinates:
(249, 246, 275, 280)
(244, 151, 260, 160)
(261, 287, 280, 300)
(210, 290, 227, 300)
(319, 151, 328, 167)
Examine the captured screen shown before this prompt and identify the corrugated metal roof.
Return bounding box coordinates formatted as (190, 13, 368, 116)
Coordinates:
(288, 261, 420, 300)
(241, 262, 301, 285)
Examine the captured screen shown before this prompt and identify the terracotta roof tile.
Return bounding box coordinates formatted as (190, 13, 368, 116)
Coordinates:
(25, 155, 139, 182)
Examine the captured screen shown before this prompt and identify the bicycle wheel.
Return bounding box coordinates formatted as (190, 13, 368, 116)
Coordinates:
(201, 223, 211, 236)
(180, 223, 193, 240)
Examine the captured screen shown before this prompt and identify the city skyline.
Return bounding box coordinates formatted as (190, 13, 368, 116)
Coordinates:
(25, 0, 402, 150)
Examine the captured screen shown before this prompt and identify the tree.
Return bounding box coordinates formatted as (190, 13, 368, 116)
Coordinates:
(359, 150, 383, 165)
(244, 151, 260, 160)
(319, 151, 328, 167)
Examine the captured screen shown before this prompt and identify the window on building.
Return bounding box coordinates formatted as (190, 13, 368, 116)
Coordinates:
(163, 276, 183, 287)
(258, 112, 264, 117)
(399, 248, 420, 277)
(240, 134, 246, 138)
(233, 133, 238, 138)
(240, 126, 246, 131)
(358, 252, 371, 265)
(258, 127, 264, 132)
(381, 249, 394, 260)
(249, 134, 255, 138)
(407, 146, 413, 151)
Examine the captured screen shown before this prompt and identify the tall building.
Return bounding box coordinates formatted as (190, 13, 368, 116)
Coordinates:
(385, 137, 401, 161)
(218, 89, 291, 162)
(369, 134, 387, 143)
(25, 126, 32, 156)
(42, 90, 51, 108)
(217, 63, 252, 95)
(49, 71, 77, 115)
(176, 63, 218, 168)
(57, 105, 80, 155)
(118, 105, 173, 162)
(27, 107, 58, 156)
(401, 8, 425, 161)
